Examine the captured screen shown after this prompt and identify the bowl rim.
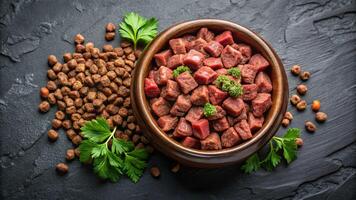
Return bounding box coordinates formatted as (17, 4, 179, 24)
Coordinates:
(132, 19, 287, 159)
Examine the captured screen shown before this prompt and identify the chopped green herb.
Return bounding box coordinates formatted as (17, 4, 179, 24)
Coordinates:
(203, 103, 217, 117)
(79, 117, 149, 183)
(214, 75, 243, 97)
(119, 12, 158, 50)
(173, 66, 191, 78)
(241, 128, 301, 173)
(227, 67, 241, 79)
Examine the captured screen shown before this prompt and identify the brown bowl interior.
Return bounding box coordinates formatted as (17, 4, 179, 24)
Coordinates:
(131, 19, 288, 167)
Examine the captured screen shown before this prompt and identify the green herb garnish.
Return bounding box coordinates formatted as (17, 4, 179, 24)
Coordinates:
(79, 117, 149, 183)
(203, 103, 217, 117)
(119, 12, 158, 50)
(241, 128, 301, 173)
(214, 75, 243, 97)
(173, 66, 191, 78)
(227, 67, 241, 79)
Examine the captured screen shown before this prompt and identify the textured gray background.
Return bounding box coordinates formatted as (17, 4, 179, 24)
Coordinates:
(0, 0, 356, 199)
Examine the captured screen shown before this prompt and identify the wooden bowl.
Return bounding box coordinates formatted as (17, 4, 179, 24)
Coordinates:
(131, 19, 288, 168)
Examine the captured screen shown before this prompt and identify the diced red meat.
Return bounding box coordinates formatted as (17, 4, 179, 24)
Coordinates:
(236, 43, 252, 64)
(157, 115, 178, 132)
(227, 105, 247, 126)
(249, 54, 269, 71)
(151, 97, 171, 117)
(207, 105, 226, 120)
(204, 41, 223, 57)
(234, 119, 252, 140)
(144, 78, 160, 97)
(181, 136, 200, 149)
(221, 45, 242, 68)
(190, 86, 209, 106)
(185, 107, 204, 123)
(215, 31, 234, 46)
(252, 93, 272, 117)
(203, 57, 223, 70)
(161, 80, 180, 101)
(255, 72, 272, 93)
(241, 64, 258, 84)
(248, 112, 264, 132)
(194, 66, 218, 85)
(148, 70, 157, 79)
(208, 85, 228, 105)
(212, 117, 230, 132)
(197, 27, 215, 42)
(170, 94, 192, 116)
(200, 132, 222, 150)
(173, 118, 193, 138)
(242, 84, 258, 101)
(221, 127, 241, 148)
(182, 34, 196, 42)
(215, 68, 228, 75)
(187, 38, 208, 55)
(154, 66, 173, 85)
(222, 97, 244, 117)
(192, 119, 210, 139)
(169, 38, 186, 54)
(167, 54, 184, 69)
(154, 50, 172, 66)
(176, 71, 198, 94)
(183, 49, 204, 70)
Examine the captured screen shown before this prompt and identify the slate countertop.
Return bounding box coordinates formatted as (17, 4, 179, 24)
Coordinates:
(0, 0, 355, 199)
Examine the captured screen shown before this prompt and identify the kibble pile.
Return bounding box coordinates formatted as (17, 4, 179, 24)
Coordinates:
(38, 24, 153, 173)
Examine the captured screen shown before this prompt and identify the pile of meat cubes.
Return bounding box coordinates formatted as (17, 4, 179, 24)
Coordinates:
(144, 28, 273, 150)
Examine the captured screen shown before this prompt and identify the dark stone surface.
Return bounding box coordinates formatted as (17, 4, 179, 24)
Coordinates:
(0, 0, 355, 199)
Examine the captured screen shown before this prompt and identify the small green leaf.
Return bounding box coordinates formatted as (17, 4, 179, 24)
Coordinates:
(203, 103, 217, 117)
(283, 128, 300, 139)
(282, 139, 298, 164)
(241, 153, 261, 173)
(79, 139, 97, 163)
(227, 67, 241, 79)
(173, 66, 191, 78)
(124, 148, 149, 183)
(112, 138, 135, 155)
(80, 117, 111, 143)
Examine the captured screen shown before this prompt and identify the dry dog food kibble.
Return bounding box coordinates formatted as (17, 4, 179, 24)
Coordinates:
(311, 100, 321, 112)
(305, 121, 316, 132)
(150, 166, 161, 178)
(145, 27, 273, 150)
(296, 84, 307, 95)
(56, 163, 69, 175)
(315, 112, 327, 123)
(291, 65, 301, 76)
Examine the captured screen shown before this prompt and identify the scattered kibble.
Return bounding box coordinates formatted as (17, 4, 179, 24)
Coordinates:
(66, 149, 75, 161)
(38, 101, 50, 112)
(40, 87, 50, 98)
(295, 138, 304, 147)
(296, 84, 308, 95)
(170, 163, 180, 173)
(56, 163, 69, 175)
(290, 94, 301, 106)
(296, 100, 307, 111)
(74, 34, 85, 44)
(284, 111, 293, 121)
(281, 118, 290, 127)
(291, 65, 301, 76)
(311, 100, 321, 112)
(150, 166, 160, 178)
(315, 112, 327, 123)
(47, 129, 59, 141)
(305, 121, 316, 132)
(105, 23, 116, 32)
(299, 71, 310, 81)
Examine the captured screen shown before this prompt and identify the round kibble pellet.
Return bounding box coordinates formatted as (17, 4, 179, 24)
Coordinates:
(284, 111, 293, 121)
(39, 101, 50, 112)
(311, 100, 320, 112)
(296, 138, 303, 147)
(48, 55, 58, 66)
(47, 129, 59, 141)
(62, 120, 72, 129)
(74, 34, 85, 44)
(291, 65, 301, 76)
(105, 32, 115, 41)
(296, 84, 308, 95)
(300, 71, 310, 81)
(106, 23, 116, 32)
(281, 118, 290, 127)
(290, 94, 301, 106)
(315, 112, 327, 123)
(66, 129, 76, 140)
(74, 148, 80, 157)
(296, 100, 307, 111)
(56, 163, 68, 175)
(305, 121, 316, 132)
(52, 119, 62, 129)
(66, 149, 75, 161)
(40, 87, 50, 98)
(72, 135, 82, 145)
(150, 166, 160, 178)
(55, 111, 66, 120)
(171, 163, 180, 173)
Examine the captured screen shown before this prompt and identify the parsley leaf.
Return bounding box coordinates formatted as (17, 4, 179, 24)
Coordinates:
(203, 103, 217, 117)
(227, 67, 241, 79)
(241, 153, 261, 173)
(214, 75, 243, 97)
(173, 66, 191, 78)
(240, 128, 301, 173)
(119, 12, 158, 49)
(79, 118, 149, 183)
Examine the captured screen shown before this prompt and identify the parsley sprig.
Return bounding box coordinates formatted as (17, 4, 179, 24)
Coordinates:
(227, 67, 241, 79)
(173, 66, 191, 78)
(214, 75, 243, 97)
(119, 12, 158, 50)
(241, 128, 301, 173)
(79, 117, 149, 183)
(203, 103, 216, 117)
